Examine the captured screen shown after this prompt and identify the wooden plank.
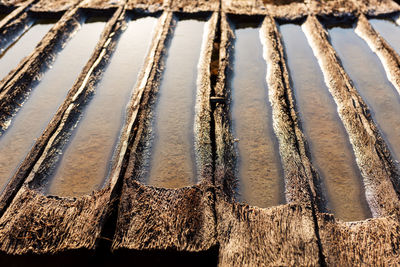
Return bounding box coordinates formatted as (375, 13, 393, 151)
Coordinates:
(0, 4, 127, 254)
(0, 0, 36, 51)
(213, 13, 322, 266)
(303, 15, 400, 218)
(112, 11, 218, 252)
(303, 14, 400, 265)
(355, 14, 400, 98)
(0, 3, 83, 213)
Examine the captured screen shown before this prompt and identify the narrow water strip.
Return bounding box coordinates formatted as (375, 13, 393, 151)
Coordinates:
(46, 16, 157, 197)
(0, 19, 52, 80)
(0, 18, 105, 191)
(280, 24, 371, 221)
(0, 12, 28, 54)
(146, 17, 206, 188)
(230, 21, 284, 208)
(369, 18, 400, 55)
(328, 25, 400, 163)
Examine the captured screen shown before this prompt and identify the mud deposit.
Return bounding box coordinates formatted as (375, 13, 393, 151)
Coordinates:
(46, 16, 156, 197)
(370, 17, 400, 55)
(0, 18, 104, 192)
(281, 23, 371, 221)
(0, 19, 53, 79)
(230, 19, 284, 208)
(329, 25, 400, 163)
(146, 16, 206, 188)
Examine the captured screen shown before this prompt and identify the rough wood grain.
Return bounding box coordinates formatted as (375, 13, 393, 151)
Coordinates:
(0, 0, 36, 51)
(112, 11, 218, 253)
(303, 15, 400, 218)
(318, 213, 400, 265)
(0, 5, 128, 254)
(355, 14, 400, 98)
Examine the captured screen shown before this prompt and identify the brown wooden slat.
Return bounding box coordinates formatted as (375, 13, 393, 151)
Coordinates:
(214, 13, 321, 266)
(355, 14, 400, 98)
(0, 4, 127, 254)
(0, 2, 84, 212)
(112, 11, 218, 252)
(303, 14, 400, 266)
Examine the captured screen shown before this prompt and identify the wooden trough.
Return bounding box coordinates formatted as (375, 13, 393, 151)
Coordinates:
(0, 0, 399, 265)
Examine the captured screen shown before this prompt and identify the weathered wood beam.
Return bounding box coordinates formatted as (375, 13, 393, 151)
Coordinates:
(0, 4, 127, 254)
(261, 15, 324, 207)
(0, 0, 37, 51)
(303, 15, 400, 218)
(0, 1, 83, 129)
(0, 1, 85, 213)
(112, 11, 218, 252)
(355, 14, 400, 98)
(214, 13, 321, 266)
(303, 14, 400, 266)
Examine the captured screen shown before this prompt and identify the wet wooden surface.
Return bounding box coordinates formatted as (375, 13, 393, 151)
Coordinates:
(0, 0, 398, 266)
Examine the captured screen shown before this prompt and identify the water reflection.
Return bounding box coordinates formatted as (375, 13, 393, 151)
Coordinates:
(281, 23, 371, 221)
(46, 16, 157, 197)
(230, 20, 284, 208)
(0, 19, 52, 80)
(329, 24, 400, 165)
(0, 18, 105, 191)
(145, 17, 206, 188)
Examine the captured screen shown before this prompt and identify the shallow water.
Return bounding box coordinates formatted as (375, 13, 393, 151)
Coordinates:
(0, 14, 33, 55)
(329, 26, 400, 165)
(281, 24, 371, 221)
(230, 22, 284, 208)
(0, 18, 105, 191)
(46, 16, 156, 197)
(369, 18, 400, 55)
(0, 19, 53, 80)
(146, 17, 205, 188)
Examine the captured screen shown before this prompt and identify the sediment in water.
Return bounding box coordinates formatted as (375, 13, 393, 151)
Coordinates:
(214, 14, 321, 266)
(280, 22, 371, 221)
(112, 11, 218, 253)
(145, 14, 206, 188)
(0, 6, 128, 254)
(228, 16, 284, 208)
(303, 15, 400, 265)
(0, 15, 104, 193)
(45, 15, 156, 197)
(303, 15, 400, 218)
(329, 20, 400, 175)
